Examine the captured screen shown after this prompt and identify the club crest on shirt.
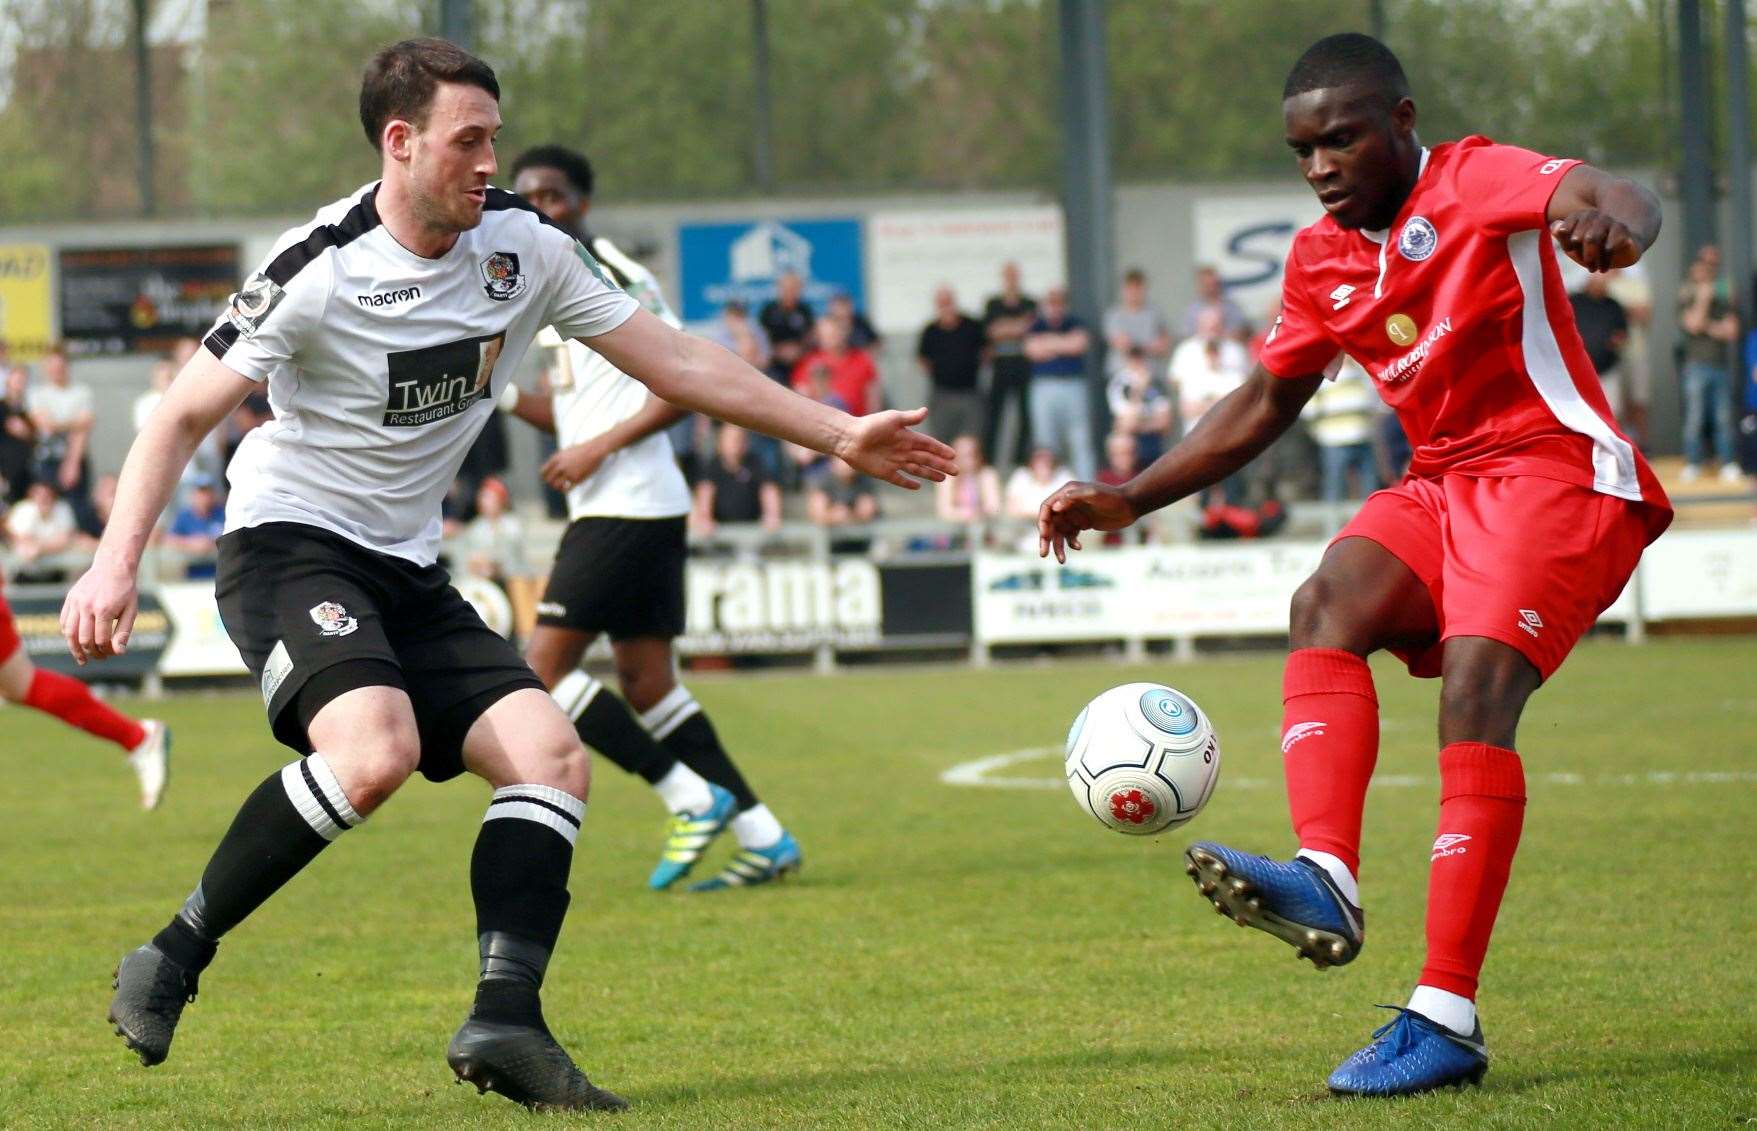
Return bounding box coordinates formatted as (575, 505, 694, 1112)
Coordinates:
(226, 273, 286, 338)
(1397, 216, 1439, 261)
(480, 250, 528, 301)
(309, 601, 359, 638)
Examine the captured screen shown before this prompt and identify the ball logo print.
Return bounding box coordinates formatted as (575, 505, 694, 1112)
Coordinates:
(1064, 682, 1221, 835)
(1397, 216, 1438, 261)
(308, 601, 358, 638)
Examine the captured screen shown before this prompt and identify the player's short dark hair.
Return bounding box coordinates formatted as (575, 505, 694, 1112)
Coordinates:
(511, 145, 595, 197)
(359, 38, 500, 152)
(1283, 32, 1410, 106)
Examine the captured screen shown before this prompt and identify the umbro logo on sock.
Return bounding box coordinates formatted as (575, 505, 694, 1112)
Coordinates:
(1281, 721, 1327, 754)
(1431, 832, 1471, 860)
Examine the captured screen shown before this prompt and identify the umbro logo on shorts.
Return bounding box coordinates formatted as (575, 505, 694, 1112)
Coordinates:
(1518, 608, 1544, 637)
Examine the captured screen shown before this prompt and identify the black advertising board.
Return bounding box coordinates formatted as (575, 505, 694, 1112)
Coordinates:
(8, 585, 171, 679)
(58, 245, 240, 355)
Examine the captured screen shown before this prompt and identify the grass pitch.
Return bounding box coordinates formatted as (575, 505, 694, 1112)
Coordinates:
(4, 637, 1755, 1128)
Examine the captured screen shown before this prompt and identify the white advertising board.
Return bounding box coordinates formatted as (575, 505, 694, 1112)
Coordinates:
(866, 207, 1065, 332)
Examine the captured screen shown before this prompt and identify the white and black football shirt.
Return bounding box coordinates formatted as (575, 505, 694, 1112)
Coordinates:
(203, 182, 637, 565)
(536, 235, 691, 521)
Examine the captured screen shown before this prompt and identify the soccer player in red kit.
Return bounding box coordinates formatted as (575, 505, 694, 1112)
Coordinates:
(1, 578, 168, 808)
(1038, 33, 1671, 1096)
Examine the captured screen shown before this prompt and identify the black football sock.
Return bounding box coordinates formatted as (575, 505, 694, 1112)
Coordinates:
(551, 670, 675, 784)
(638, 685, 759, 811)
(469, 784, 582, 1031)
(153, 754, 364, 972)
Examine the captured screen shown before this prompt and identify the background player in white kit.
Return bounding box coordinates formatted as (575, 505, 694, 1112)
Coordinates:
(501, 144, 798, 893)
(58, 38, 952, 1114)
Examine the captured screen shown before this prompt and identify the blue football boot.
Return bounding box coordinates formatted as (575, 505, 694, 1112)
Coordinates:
(1183, 841, 1365, 968)
(1327, 1006, 1488, 1096)
(648, 784, 737, 891)
(688, 831, 802, 892)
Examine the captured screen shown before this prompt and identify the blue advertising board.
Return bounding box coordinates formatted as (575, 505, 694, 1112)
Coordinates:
(676, 218, 864, 324)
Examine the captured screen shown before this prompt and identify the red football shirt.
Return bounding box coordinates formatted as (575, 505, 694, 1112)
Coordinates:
(1259, 136, 1668, 509)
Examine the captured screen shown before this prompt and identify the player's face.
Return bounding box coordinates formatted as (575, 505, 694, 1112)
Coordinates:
(1283, 85, 1416, 231)
(406, 82, 501, 233)
(514, 166, 584, 234)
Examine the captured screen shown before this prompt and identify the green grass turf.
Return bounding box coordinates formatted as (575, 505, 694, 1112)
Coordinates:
(3, 636, 1754, 1128)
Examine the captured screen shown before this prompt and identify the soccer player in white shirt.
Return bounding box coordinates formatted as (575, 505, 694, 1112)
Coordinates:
(503, 145, 798, 893)
(60, 38, 952, 1113)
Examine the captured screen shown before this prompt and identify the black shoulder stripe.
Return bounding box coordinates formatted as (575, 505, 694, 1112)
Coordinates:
(483, 186, 571, 234)
(262, 186, 382, 287)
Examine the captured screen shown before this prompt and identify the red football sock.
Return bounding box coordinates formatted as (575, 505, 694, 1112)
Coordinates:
(23, 669, 147, 751)
(1419, 742, 1527, 1000)
(1281, 648, 1379, 878)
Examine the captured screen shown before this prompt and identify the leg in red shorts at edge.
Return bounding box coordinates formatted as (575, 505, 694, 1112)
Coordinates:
(0, 608, 169, 809)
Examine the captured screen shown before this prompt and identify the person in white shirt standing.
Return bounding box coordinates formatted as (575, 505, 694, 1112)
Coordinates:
(60, 39, 951, 1114)
(502, 144, 800, 894)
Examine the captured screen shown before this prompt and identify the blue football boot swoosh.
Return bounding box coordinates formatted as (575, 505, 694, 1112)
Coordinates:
(1327, 1006, 1489, 1096)
(1183, 841, 1365, 967)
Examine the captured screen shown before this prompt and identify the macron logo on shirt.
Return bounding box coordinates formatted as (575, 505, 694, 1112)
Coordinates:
(357, 286, 422, 309)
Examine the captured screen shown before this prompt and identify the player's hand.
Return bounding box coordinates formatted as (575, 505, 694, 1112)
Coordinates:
(59, 559, 140, 665)
(1038, 481, 1138, 563)
(1551, 210, 1641, 273)
(541, 439, 607, 492)
(836, 407, 958, 490)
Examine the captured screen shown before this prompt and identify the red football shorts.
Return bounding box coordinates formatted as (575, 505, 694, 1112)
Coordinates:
(0, 581, 19, 665)
(1335, 474, 1669, 681)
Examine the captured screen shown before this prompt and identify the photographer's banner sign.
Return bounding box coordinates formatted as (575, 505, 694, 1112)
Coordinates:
(58, 244, 240, 355)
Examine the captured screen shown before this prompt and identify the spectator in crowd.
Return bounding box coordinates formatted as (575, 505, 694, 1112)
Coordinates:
(793, 314, 880, 417)
(6, 479, 80, 580)
(1301, 356, 1381, 504)
(759, 271, 815, 386)
(1606, 266, 1654, 447)
(133, 356, 175, 432)
(983, 261, 1037, 470)
(1106, 345, 1174, 466)
(785, 360, 851, 484)
(163, 474, 227, 579)
(692, 425, 781, 536)
(1181, 264, 1249, 341)
(706, 299, 771, 371)
(1004, 445, 1073, 520)
(917, 285, 987, 441)
(1677, 243, 1743, 483)
(1024, 286, 1096, 480)
(828, 292, 880, 351)
(462, 476, 530, 584)
(1095, 431, 1140, 546)
(935, 433, 1003, 524)
(1171, 305, 1251, 503)
(1104, 267, 1172, 379)
(0, 365, 36, 505)
(807, 458, 879, 527)
(75, 473, 120, 550)
(27, 345, 93, 506)
(701, 299, 777, 481)
(1568, 272, 1629, 421)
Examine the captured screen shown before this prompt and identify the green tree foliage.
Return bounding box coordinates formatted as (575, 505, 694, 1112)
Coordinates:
(0, 0, 1743, 222)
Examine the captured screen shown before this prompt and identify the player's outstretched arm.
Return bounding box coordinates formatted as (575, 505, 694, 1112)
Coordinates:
(1038, 364, 1320, 562)
(1547, 165, 1661, 273)
(60, 349, 254, 663)
(585, 308, 957, 490)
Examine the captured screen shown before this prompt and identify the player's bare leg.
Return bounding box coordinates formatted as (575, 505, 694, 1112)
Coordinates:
(447, 688, 626, 1112)
(0, 646, 168, 809)
(527, 625, 729, 887)
(110, 685, 414, 1065)
(613, 636, 800, 891)
(1187, 537, 1435, 965)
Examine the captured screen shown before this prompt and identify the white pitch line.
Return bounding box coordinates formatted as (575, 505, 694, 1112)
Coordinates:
(940, 747, 1757, 792)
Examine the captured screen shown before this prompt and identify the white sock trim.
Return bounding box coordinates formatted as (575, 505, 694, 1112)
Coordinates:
(1296, 849, 1360, 907)
(639, 685, 700, 741)
(281, 754, 363, 842)
(730, 803, 784, 850)
(551, 669, 603, 722)
(1407, 984, 1477, 1036)
(484, 782, 584, 846)
(653, 762, 714, 815)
